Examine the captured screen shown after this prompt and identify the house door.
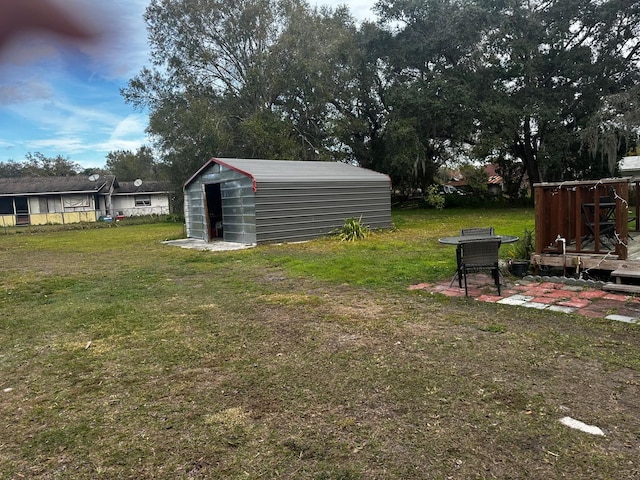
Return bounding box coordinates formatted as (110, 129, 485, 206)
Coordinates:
(14, 197, 29, 226)
(204, 183, 223, 241)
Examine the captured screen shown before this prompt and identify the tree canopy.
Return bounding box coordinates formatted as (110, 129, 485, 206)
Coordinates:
(105, 146, 167, 181)
(0, 152, 83, 177)
(122, 0, 640, 195)
(122, 0, 364, 187)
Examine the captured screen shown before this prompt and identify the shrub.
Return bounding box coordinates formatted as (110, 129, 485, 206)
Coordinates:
(334, 216, 370, 241)
(509, 228, 535, 260)
(426, 185, 445, 210)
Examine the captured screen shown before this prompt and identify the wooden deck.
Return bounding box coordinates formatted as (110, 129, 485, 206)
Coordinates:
(533, 234, 640, 273)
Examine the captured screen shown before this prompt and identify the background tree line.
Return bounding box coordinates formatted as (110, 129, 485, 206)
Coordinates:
(120, 0, 639, 199)
(0, 147, 167, 182)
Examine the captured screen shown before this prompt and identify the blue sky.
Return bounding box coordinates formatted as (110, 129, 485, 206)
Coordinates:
(0, 0, 378, 171)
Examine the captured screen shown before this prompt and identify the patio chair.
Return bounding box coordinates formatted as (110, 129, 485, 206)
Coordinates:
(460, 227, 495, 236)
(454, 227, 496, 287)
(459, 239, 502, 297)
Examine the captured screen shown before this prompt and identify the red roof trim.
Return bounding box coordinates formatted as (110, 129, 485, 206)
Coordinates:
(183, 157, 258, 192)
(183, 158, 215, 188)
(214, 158, 258, 192)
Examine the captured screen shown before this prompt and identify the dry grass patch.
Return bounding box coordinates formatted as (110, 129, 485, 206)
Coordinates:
(1, 215, 640, 479)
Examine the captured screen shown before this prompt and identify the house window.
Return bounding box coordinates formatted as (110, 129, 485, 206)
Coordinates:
(0, 198, 13, 215)
(135, 196, 151, 207)
(63, 195, 90, 209)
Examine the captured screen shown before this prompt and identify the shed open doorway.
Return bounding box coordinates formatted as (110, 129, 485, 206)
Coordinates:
(204, 183, 223, 241)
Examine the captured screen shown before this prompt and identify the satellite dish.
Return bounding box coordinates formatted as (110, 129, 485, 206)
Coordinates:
(88, 174, 100, 182)
(134, 179, 143, 187)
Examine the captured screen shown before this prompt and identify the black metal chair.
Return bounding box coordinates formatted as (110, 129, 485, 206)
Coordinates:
(460, 227, 495, 236)
(453, 227, 496, 287)
(459, 239, 502, 297)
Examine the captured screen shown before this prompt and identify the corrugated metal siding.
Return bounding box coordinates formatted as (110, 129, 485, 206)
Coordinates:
(254, 181, 391, 243)
(209, 158, 389, 184)
(220, 179, 256, 244)
(184, 182, 207, 241)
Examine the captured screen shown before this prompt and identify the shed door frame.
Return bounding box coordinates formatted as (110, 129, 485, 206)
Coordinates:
(203, 183, 224, 241)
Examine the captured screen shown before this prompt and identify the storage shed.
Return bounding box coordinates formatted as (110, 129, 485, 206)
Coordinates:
(183, 158, 392, 244)
(620, 156, 640, 177)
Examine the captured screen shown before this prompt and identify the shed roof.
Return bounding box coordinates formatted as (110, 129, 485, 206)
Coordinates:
(185, 158, 390, 188)
(620, 156, 640, 172)
(0, 176, 116, 195)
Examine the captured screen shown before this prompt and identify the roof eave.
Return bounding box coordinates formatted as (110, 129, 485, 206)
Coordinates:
(184, 157, 258, 192)
(184, 158, 218, 189)
(0, 189, 106, 196)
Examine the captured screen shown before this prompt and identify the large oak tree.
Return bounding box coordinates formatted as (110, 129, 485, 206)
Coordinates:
(124, 0, 640, 194)
(376, 0, 640, 189)
(122, 0, 363, 187)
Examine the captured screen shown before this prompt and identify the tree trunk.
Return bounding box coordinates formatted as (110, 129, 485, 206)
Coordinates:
(519, 116, 541, 191)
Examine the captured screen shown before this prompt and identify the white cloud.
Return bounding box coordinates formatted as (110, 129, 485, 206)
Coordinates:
(35, 112, 147, 152)
(97, 114, 149, 153)
(4, 97, 116, 135)
(110, 114, 148, 140)
(29, 137, 87, 154)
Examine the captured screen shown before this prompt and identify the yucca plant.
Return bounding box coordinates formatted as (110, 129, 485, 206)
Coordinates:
(334, 216, 370, 241)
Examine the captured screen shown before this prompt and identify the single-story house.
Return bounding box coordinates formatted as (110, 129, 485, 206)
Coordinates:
(0, 176, 172, 227)
(111, 180, 172, 218)
(183, 158, 392, 244)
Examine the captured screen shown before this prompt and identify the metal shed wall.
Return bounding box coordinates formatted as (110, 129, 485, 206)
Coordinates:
(220, 179, 257, 244)
(184, 158, 392, 245)
(254, 180, 391, 243)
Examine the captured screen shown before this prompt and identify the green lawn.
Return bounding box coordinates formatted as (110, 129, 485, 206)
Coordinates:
(1, 209, 639, 479)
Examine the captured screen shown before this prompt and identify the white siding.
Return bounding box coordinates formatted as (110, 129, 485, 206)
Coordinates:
(111, 194, 170, 216)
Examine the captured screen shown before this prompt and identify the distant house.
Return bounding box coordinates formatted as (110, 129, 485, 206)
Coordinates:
(184, 158, 392, 244)
(447, 164, 505, 195)
(0, 176, 172, 227)
(484, 163, 505, 196)
(111, 181, 172, 218)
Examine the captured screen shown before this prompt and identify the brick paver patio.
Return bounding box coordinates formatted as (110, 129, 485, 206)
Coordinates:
(409, 274, 640, 324)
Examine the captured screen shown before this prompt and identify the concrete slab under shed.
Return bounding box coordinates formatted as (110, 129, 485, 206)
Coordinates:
(163, 238, 255, 251)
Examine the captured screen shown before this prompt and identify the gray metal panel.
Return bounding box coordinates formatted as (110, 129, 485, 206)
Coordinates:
(254, 181, 391, 243)
(212, 158, 390, 184)
(220, 178, 256, 244)
(184, 182, 207, 241)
